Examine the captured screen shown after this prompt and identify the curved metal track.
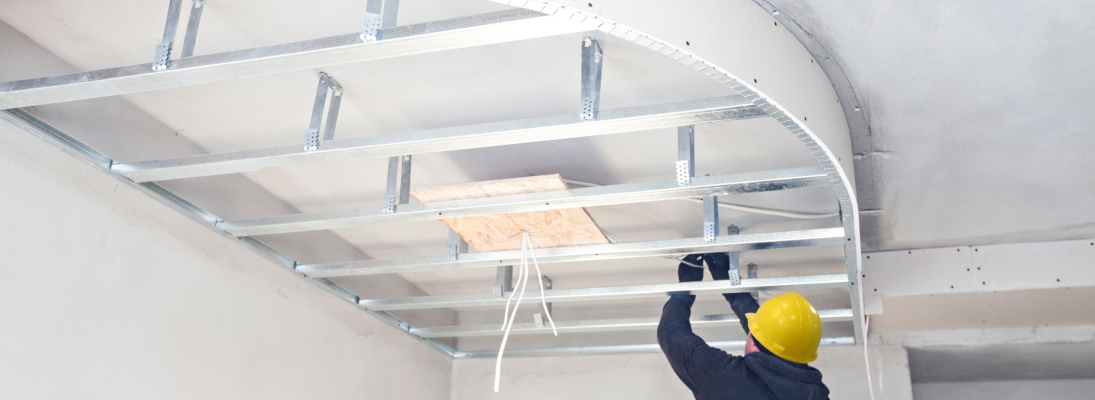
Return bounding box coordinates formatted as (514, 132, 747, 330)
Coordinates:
(483, 0, 865, 344)
(0, 0, 866, 355)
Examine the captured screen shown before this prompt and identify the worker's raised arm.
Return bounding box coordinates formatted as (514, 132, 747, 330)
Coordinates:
(658, 255, 736, 392)
(704, 253, 760, 334)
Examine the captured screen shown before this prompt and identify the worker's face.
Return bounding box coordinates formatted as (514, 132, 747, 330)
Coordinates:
(744, 333, 760, 355)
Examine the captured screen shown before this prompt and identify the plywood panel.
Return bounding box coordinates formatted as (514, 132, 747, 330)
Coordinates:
(411, 174, 610, 252)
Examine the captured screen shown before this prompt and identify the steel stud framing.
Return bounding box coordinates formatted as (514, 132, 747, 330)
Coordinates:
(0, 0, 865, 357)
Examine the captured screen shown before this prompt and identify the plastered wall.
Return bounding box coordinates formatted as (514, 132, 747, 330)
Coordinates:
(0, 114, 452, 398)
(912, 379, 1095, 400)
(450, 345, 912, 400)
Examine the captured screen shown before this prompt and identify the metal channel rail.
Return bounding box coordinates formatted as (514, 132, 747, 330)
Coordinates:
(0, 9, 590, 109)
(0, 0, 864, 357)
(413, 308, 854, 338)
(112, 96, 764, 183)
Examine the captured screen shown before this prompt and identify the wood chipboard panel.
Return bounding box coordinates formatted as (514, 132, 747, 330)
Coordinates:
(411, 174, 610, 252)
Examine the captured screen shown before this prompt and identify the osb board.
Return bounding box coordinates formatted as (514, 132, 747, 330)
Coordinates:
(411, 174, 610, 252)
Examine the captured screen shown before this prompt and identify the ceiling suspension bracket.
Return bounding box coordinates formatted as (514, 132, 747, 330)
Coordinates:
(153, 0, 184, 71)
(303, 73, 343, 151)
(534, 275, 553, 326)
(493, 265, 513, 298)
(447, 229, 469, 261)
(383, 155, 412, 214)
(747, 262, 759, 299)
(381, 0, 400, 28)
(180, 0, 206, 57)
(580, 37, 603, 121)
(704, 194, 719, 243)
(361, 0, 383, 42)
(677, 125, 695, 186)
(726, 224, 741, 285)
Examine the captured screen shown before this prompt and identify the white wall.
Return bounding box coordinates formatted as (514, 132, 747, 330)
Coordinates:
(913, 380, 1095, 400)
(0, 115, 451, 398)
(450, 345, 912, 400)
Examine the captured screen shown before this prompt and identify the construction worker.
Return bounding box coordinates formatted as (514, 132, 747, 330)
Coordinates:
(658, 253, 829, 400)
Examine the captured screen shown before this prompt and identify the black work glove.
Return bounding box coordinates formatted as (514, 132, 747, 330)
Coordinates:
(705, 252, 732, 281)
(677, 254, 705, 283)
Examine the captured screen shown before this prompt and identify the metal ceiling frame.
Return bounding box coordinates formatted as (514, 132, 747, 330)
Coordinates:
(111, 95, 765, 182)
(222, 167, 828, 236)
(0, 0, 863, 358)
(414, 308, 854, 338)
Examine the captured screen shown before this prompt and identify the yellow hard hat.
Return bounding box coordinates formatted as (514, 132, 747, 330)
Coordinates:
(745, 292, 822, 364)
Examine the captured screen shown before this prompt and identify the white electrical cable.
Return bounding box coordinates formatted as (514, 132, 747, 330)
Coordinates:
(498, 237, 528, 331)
(494, 232, 557, 392)
(864, 315, 876, 400)
(563, 179, 838, 220)
(494, 243, 528, 392)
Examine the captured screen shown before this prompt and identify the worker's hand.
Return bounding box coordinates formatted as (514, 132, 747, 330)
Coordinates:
(705, 252, 732, 281)
(677, 254, 705, 283)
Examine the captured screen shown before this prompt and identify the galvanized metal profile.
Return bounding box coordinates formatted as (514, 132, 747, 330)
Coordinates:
(180, 0, 206, 58)
(493, 265, 513, 298)
(703, 195, 719, 242)
(412, 308, 854, 338)
(381, 0, 400, 28)
(221, 167, 826, 236)
(490, 0, 865, 345)
(676, 125, 695, 186)
(0, 109, 458, 358)
(153, 0, 185, 71)
(0, 9, 592, 109)
(112, 95, 763, 182)
(580, 37, 603, 120)
(447, 229, 468, 261)
(321, 78, 344, 141)
(359, 273, 849, 311)
(452, 336, 856, 358)
(299, 227, 845, 277)
(303, 73, 330, 151)
(361, 0, 383, 42)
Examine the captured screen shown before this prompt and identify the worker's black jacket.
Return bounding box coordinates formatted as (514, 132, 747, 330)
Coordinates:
(658, 256, 829, 400)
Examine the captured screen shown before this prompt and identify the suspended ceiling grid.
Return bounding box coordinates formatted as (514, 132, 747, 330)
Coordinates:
(0, 0, 859, 354)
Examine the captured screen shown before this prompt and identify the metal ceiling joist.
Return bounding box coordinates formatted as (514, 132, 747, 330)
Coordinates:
(412, 308, 854, 338)
(221, 167, 828, 236)
(358, 273, 849, 311)
(5, 0, 867, 356)
(298, 227, 847, 277)
(111, 95, 764, 182)
(452, 336, 856, 358)
(0, 109, 459, 357)
(0, 9, 592, 109)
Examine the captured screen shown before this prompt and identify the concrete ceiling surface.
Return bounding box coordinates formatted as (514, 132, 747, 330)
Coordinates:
(759, 0, 1095, 250)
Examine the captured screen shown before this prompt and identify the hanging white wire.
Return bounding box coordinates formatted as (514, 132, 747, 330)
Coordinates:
(494, 232, 557, 392)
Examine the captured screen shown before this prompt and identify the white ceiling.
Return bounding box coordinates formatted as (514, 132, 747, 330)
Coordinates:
(909, 343, 1095, 382)
(6, 0, 1090, 358)
(0, 0, 850, 287)
(760, 0, 1095, 250)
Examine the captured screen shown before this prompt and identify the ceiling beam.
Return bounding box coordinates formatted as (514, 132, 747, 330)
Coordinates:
(412, 308, 854, 338)
(221, 167, 828, 236)
(452, 336, 856, 358)
(862, 238, 1095, 297)
(872, 324, 1095, 348)
(111, 95, 764, 182)
(358, 273, 849, 311)
(0, 9, 591, 109)
(298, 227, 848, 277)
